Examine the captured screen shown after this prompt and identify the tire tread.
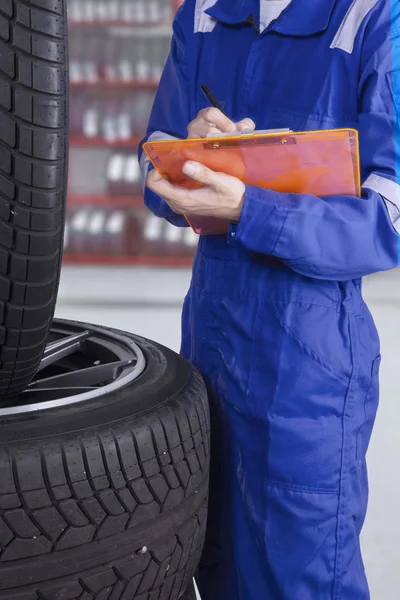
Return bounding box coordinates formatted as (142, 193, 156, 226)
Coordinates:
(0, 0, 67, 398)
(0, 364, 209, 600)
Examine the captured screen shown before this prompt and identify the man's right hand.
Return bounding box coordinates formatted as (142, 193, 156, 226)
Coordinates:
(187, 107, 255, 138)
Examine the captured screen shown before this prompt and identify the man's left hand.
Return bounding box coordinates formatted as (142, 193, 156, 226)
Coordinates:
(146, 162, 246, 222)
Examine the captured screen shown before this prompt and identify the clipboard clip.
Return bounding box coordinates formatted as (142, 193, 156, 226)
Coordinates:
(203, 130, 296, 150)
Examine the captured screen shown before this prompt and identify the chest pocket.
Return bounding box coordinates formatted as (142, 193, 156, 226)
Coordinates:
(245, 40, 360, 130)
(256, 109, 359, 134)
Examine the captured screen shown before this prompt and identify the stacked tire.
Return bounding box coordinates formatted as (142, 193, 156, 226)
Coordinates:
(0, 1, 209, 598)
(0, 0, 68, 399)
(0, 329, 210, 599)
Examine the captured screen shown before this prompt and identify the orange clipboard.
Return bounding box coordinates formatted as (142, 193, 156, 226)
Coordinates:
(143, 128, 361, 235)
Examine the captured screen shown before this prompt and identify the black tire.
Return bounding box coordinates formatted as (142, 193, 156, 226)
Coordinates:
(0, 0, 68, 400)
(0, 323, 210, 600)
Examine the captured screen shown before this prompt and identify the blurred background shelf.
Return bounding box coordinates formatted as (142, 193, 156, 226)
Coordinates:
(70, 136, 143, 148)
(69, 20, 171, 27)
(62, 254, 195, 267)
(67, 195, 144, 206)
(69, 79, 160, 89)
(67, 0, 174, 25)
(65, 0, 193, 268)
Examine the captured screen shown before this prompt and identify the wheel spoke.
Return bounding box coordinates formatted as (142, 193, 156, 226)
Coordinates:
(38, 331, 92, 372)
(29, 359, 136, 390)
(0, 320, 146, 415)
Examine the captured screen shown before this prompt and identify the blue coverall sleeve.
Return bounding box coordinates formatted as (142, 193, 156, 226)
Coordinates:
(228, 33, 400, 280)
(138, 4, 191, 227)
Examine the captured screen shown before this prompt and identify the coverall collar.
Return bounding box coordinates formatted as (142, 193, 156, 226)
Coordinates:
(205, 0, 338, 36)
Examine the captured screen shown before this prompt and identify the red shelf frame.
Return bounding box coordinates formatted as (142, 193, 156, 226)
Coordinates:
(70, 79, 160, 90)
(67, 195, 144, 207)
(62, 253, 194, 267)
(68, 20, 171, 28)
(70, 136, 143, 148)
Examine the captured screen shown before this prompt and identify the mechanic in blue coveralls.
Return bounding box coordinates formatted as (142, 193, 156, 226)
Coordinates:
(139, 0, 400, 598)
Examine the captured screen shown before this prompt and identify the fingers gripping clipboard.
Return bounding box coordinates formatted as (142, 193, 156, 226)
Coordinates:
(143, 128, 361, 235)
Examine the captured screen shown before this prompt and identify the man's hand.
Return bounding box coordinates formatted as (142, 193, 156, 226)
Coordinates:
(146, 161, 246, 222)
(187, 107, 255, 138)
(145, 108, 254, 221)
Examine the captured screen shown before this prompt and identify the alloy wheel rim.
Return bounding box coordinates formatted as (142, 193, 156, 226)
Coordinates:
(0, 320, 146, 416)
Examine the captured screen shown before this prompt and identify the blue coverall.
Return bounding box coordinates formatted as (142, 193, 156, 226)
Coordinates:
(139, 1, 400, 597)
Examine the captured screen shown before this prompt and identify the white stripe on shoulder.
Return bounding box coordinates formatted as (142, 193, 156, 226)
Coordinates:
(330, 0, 380, 54)
(194, 0, 218, 33)
(363, 173, 400, 232)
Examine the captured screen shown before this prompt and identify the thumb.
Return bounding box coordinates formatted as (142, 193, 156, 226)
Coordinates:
(146, 167, 163, 185)
(182, 161, 217, 185)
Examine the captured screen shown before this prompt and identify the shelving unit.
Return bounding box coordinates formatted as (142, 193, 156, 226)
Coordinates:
(70, 136, 143, 148)
(69, 79, 160, 89)
(65, 0, 194, 267)
(67, 195, 144, 207)
(63, 254, 195, 267)
(68, 20, 172, 27)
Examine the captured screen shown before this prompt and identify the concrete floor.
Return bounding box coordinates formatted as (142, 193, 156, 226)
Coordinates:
(56, 265, 400, 599)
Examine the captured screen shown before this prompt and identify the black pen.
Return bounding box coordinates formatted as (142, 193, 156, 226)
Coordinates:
(201, 84, 230, 118)
(201, 84, 256, 135)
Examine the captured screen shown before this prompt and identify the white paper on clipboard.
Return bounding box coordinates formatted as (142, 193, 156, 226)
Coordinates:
(206, 128, 291, 138)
